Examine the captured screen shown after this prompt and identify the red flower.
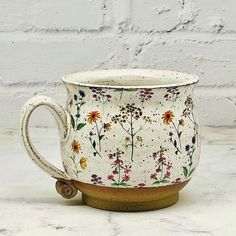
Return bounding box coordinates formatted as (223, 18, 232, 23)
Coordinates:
(156, 168, 162, 173)
(107, 174, 114, 180)
(112, 170, 118, 175)
(108, 154, 113, 159)
(150, 173, 157, 179)
(137, 183, 145, 188)
(165, 171, 171, 178)
(114, 159, 123, 165)
(122, 174, 130, 182)
(124, 165, 131, 174)
(166, 162, 172, 170)
(158, 157, 166, 163)
(172, 178, 181, 184)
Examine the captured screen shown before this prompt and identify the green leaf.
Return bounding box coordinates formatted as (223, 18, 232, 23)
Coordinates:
(189, 168, 195, 176)
(160, 179, 170, 184)
(111, 182, 131, 187)
(183, 166, 188, 177)
(79, 90, 85, 97)
(92, 140, 96, 149)
(99, 134, 105, 140)
(119, 182, 131, 187)
(77, 123, 86, 130)
(74, 94, 78, 101)
(111, 183, 120, 186)
(70, 115, 75, 129)
(174, 140, 177, 147)
(152, 180, 160, 185)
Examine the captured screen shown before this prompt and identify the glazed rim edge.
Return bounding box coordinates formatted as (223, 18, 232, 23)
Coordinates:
(62, 69, 199, 89)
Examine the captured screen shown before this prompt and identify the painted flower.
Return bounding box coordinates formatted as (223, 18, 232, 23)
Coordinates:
(166, 162, 172, 170)
(124, 165, 131, 174)
(156, 168, 162, 173)
(162, 111, 174, 125)
(179, 119, 184, 126)
(71, 140, 81, 154)
(172, 178, 181, 184)
(114, 159, 123, 165)
(107, 174, 114, 180)
(150, 173, 157, 179)
(137, 183, 146, 188)
(136, 136, 143, 142)
(103, 123, 112, 132)
(158, 157, 166, 163)
(143, 116, 152, 124)
(87, 111, 101, 124)
(165, 171, 171, 178)
(79, 157, 87, 170)
(125, 136, 130, 142)
(122, 174, 130, 182)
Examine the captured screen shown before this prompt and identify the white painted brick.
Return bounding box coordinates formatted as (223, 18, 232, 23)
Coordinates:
(193, 0, 236, 33)
(130, 0, 236, 33)
(0, 35, 125, 84)
(129, 34, 236, 86)
(0, 0, 108, 32)
(130, 0, 181, 32)
(33, 0, 106, 30)
(0, 34, 236, 87)
(0, 0, 33, 32)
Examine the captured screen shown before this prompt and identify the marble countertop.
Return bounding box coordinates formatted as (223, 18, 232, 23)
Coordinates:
(0, 127, 235, 236)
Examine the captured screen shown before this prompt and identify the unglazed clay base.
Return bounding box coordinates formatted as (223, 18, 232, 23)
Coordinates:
(56, 179, 189, 211)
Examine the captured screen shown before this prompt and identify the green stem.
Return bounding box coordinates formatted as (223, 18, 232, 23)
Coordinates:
(172, 121, 182, 149)
(95, 121, 101, 152)
(130, 112, 134, 162)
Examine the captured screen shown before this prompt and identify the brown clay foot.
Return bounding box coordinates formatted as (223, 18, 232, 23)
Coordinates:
(55, 179, 78, 199)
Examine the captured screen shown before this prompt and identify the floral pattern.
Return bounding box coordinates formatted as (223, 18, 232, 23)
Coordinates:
(149, 146, 172, 185)
(112, 103, 151, 162)
(63, 84, 200, 188)
(107, 149, 132, 187)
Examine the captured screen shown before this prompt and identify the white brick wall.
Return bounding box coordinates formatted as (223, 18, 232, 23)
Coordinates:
(0, 0, 235, 128)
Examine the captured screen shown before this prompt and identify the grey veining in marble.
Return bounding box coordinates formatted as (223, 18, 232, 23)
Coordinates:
(0, 127, 236, 236)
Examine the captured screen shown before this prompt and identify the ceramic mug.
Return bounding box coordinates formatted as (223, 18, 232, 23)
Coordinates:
(20, 69, 200, 211)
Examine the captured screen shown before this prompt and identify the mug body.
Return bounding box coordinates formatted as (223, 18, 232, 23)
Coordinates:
(21, 69, 200, 211)
(60, 69, 200, 210)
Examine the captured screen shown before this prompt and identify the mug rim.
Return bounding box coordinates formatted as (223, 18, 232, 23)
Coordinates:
(62, 69, 199, 89)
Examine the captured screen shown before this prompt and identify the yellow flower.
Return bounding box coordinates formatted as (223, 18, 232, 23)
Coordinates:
(136, 136, 143, 142)
(179, 119, 184, 126)
(125, 136, 130, 142)
(162, 111, 174, 125)
(71, 140, 81, 154)
(103, 123, 112, 132)
(87, 111, 101, 124)
(80, 157, 87, 170)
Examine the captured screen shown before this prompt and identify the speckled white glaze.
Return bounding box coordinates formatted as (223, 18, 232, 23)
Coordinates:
(20, 69, 200, 188)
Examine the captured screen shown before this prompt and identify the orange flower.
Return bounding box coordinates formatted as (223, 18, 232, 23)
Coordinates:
(87, 111, 101, 124)
(79, 157, 87, 170)
(71, 140, 81, 154)
(179, 119, 184, 126)
(162, 111, 174, 125)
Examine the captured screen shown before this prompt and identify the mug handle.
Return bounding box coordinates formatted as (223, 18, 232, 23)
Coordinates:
(20, 95, 71, 180)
